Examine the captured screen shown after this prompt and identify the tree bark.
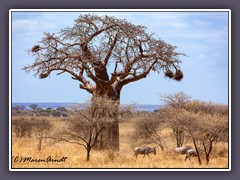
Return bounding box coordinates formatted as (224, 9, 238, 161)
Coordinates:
(92, 84, 122, 151)
(86, 148, 90, 161)
(107, 121, 119, 151)
(192, 138, 202, 165)
(38, 138, 42, 152)
(174, 128, 184, 147)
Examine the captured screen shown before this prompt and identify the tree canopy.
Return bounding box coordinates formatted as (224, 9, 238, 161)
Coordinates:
(23, 14, 185, 151)
(23, 14, 185, 100)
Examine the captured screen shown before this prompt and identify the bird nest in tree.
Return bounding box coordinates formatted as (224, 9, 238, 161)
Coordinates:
(174, 69, 184, 81)
(39, 72, 49, 79)
(31, 45, 40, 52)
(165, 69, 174, 79)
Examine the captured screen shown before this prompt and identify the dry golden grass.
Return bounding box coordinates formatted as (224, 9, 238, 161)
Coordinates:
(11, 116, 229, 169)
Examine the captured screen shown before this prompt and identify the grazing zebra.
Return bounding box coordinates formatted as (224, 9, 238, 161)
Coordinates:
(134, 146, 156, 159)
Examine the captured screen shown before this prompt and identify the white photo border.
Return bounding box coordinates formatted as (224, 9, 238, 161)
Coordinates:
(9, 9, 231, 171)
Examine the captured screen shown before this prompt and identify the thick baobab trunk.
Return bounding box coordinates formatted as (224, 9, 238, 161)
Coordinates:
(106, 121, 119, 151)
(92, 84, 122, 151)
(94, 112, 120, 151)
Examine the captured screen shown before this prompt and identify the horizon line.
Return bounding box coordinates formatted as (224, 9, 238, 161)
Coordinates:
(12, 102, 164, 106)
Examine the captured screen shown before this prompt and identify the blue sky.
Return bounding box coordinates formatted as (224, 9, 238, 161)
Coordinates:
(11, 10, 229, 105)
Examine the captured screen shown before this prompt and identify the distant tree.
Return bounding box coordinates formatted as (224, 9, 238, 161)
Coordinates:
(198, 113, 228, 164)
(132, 114, 166, 151)
(159, 92, 229, 164)
(12, 117, 34, 138)
(118, 104, 135, 121)
(160, 92, 191, 109)
(24, 14, 185, 150)
(157, 107, 185, 148)
(12, 118, 22, 138)
(46, 107, 52, 111)
(12, 105, 26, 111)
(29, 104, 38, 110)
(184, 100, 228, 116)
(32, 118, 53, 152)
(159, 92, 191, 147)
(173, 109, 228, 165)
(56, 106, 68, 112)
(36, 107, 43, 111)
(174, 110, 203, 165)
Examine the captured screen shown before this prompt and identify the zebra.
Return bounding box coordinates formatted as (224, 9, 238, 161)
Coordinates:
(133, 146, 156, 159)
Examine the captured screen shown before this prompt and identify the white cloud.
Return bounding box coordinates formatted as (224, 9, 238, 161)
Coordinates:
(12, 19, 56, 32)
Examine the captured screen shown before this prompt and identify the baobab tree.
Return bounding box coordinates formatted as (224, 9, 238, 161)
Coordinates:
(23, 14, 185, 151)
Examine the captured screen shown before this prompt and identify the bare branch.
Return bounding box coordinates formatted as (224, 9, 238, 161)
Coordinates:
(103, 32, 119, 65)
(48, 136, 87, 149)
(120, 59, 158, 86)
